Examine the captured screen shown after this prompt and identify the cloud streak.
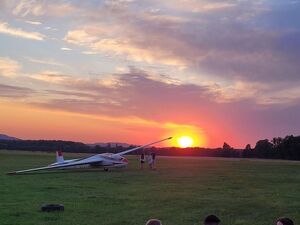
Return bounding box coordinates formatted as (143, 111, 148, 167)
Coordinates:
(61, 47, 72, 51)
(25, 20, 42, 25)
(25, 57, 64, 67)
(0, 57, 21, 77)
(0, 83, 35, 98)
(11, 0, 78, 17)
(0, 21, 45, 40)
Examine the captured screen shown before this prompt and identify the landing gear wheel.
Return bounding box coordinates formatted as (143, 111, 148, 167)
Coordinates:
(104, 168, 109, 172)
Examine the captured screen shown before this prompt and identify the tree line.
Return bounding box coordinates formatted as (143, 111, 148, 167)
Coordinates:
(0, 135, 299, 160)
(242, 135, 300, 160)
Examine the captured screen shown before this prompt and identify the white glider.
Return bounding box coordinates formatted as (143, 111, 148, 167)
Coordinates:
(8, 137, 172, 175)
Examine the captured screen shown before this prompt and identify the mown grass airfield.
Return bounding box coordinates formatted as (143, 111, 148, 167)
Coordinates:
(1, 151, 299, 225)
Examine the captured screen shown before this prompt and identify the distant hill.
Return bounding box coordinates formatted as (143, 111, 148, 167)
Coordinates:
(88, 142, 135, 148)
(0, 134, 19, 141)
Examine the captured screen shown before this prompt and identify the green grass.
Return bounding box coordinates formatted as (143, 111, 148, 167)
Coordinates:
(0, 151, 299, 225)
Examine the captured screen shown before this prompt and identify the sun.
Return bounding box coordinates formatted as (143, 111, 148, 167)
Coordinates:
(178, 136, 194, 148)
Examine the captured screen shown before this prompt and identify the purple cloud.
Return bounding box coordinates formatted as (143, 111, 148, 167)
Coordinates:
(29, 69, 300, 147)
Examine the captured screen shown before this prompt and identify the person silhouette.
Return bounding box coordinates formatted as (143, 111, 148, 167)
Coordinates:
(276, 217, 294, 225)
(146, 219, 162, 225)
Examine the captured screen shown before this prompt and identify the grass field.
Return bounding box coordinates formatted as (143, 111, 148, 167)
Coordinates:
(0, 151, 299, 225)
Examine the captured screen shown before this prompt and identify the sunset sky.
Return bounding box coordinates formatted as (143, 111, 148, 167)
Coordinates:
(0, 0, 300, 147)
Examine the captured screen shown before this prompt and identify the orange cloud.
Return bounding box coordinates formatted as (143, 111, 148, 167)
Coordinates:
(92, 38, 186, 66)
(2, 67, 298, 148)
(30, 71, 70, 84)
(0, 57, 21, 77)
(0, 101, 206, 146)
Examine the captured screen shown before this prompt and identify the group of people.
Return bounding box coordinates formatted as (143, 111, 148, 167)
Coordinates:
(145, 215, 295, 225)
(140, 152, 156, 170)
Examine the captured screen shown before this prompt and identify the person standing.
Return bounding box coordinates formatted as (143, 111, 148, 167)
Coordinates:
(140, 152, 145, 169)
(151, 152, 156, 169)
(146, 151, 153, 170)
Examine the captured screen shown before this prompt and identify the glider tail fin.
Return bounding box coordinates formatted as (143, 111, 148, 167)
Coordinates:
(56, 151, 64, 163)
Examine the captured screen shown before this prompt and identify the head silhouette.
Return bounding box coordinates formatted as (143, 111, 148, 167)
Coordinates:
(204, 215, 221, 225)
(276, 217, 294, 225)
(146, 219, 162, 225)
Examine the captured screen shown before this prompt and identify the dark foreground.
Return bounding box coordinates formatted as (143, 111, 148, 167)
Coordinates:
(0, 151, 299, 225)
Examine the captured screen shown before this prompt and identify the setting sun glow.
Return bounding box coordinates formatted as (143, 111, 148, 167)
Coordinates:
(178, 136, 194, 148)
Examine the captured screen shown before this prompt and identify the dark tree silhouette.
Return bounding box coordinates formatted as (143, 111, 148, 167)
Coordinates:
(254, 139, 274, 158)
(223, 142, 233, 150)
(245, 144, 251, 150)
(242, 144, 253, 158)
(1, 135, 300, 160)
(272, 137, 283, 148)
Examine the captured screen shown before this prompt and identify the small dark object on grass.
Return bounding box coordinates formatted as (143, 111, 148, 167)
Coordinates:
(41, 204, 64, 212)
